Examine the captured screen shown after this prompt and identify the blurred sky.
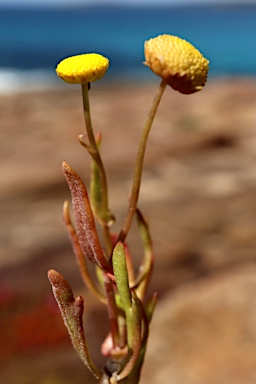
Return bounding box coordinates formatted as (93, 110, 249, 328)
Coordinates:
(1, 0, 256, 6)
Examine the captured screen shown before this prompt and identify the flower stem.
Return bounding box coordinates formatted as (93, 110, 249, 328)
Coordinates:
(103, 272, 120, 348)
(81, 83, 112, 257)
(117, 80, 167, 243)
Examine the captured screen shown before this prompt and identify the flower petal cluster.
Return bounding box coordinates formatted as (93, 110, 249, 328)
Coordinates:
(144, 34, 209, 94)
(56, 53, 109, 84)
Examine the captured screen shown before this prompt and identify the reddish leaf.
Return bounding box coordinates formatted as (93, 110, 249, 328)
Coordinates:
(62, 161, 110, 272)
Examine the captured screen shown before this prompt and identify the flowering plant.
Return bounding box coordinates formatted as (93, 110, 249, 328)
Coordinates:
(48, 35, 209, 384)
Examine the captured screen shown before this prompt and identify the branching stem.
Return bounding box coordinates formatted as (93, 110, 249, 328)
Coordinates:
(117, 80, 167, 243)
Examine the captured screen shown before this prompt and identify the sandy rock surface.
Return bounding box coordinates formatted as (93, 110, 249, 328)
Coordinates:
(142, 264, 256, 384)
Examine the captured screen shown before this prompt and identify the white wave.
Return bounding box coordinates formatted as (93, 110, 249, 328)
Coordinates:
(0, 68, 62, 94)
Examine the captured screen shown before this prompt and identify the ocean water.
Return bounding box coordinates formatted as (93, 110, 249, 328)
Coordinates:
(0, 4, 256, 91)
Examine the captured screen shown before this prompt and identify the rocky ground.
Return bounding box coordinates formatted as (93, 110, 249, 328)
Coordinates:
(1, 78, 256, 383)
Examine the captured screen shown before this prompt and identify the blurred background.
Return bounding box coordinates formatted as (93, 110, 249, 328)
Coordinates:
(1, 0, 256, 383)
(0, 0, 256, 90)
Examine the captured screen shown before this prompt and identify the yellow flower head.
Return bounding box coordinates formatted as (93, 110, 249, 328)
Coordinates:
(56, 53, 109, 84)
(144, 34, 209, 95)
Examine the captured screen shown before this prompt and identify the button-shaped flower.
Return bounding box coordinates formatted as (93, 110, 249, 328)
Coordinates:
(56, 53, 109, 84)
(144, 34, 209, 95)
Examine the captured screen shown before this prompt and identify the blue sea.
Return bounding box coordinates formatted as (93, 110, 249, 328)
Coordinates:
(0, 4, 256, 92)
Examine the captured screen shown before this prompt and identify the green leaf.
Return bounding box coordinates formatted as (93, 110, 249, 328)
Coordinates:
(112, 242, 142, 380)
(112, 242, 132, 310)
(90, 133, 104, 221)
(80, 133, 115, 228)
(117, 289, 142, 381)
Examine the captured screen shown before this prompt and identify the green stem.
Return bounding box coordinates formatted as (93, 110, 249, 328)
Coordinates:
(117, 80, 167, 243)
(81, 83, 112, 257)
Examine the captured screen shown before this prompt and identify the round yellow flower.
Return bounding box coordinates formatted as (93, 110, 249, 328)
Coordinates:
(144, 34, 209, 95)
(56, 53, 109, 84)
